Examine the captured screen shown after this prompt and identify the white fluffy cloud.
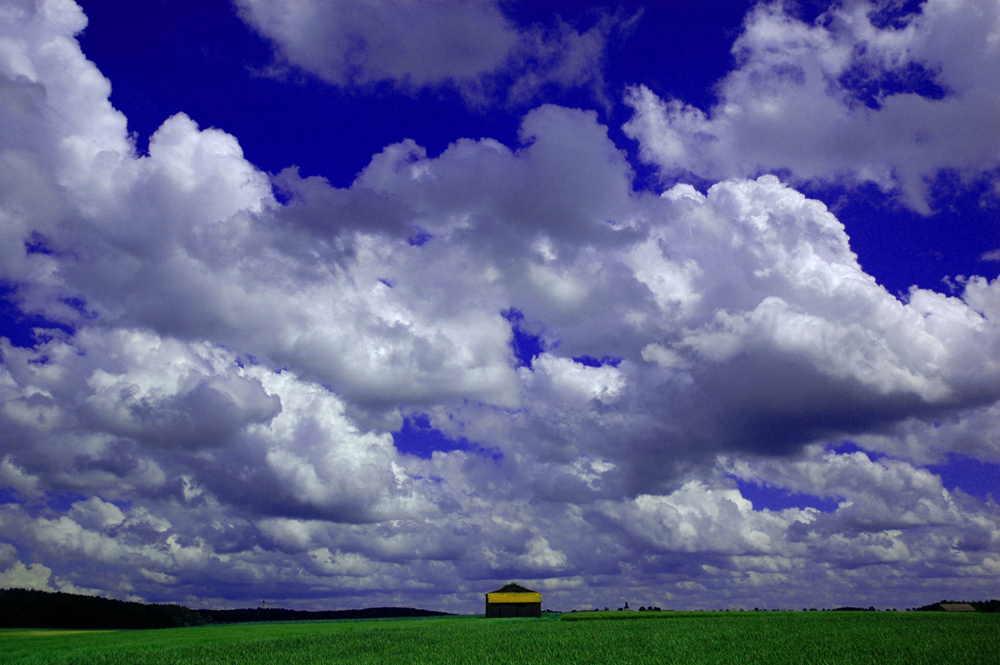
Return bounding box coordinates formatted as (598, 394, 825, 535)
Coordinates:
(624, 0, 1000, 213)
(234, 0, 622, 105)
(0, 0, 999, 611)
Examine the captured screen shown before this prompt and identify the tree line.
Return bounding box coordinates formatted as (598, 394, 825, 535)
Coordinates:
(0, 588, 451, 629)
(0, 588, 209, 629)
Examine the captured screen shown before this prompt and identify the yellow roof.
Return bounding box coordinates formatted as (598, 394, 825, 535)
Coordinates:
(486, 591, 542, 604)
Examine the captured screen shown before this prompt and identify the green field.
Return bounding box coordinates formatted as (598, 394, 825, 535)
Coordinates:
(2, 611, 997, 664)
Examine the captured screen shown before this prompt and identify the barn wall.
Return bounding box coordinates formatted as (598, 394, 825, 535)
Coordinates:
(486, 602, 541, 618)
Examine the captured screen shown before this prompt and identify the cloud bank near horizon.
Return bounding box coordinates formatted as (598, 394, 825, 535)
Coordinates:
(0, 0, 998, 612)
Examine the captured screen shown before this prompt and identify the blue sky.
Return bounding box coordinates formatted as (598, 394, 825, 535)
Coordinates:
(0, 0, 998, 612)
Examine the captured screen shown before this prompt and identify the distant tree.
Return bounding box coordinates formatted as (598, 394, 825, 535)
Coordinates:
(975, 599, 1000, 613)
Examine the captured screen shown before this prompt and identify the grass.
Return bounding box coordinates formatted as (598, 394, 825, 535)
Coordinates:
(1, 611, 998, 664)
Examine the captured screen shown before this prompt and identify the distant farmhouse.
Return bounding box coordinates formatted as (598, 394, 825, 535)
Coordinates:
(938, 603, 976, 612)
(485, 583, 542, 618)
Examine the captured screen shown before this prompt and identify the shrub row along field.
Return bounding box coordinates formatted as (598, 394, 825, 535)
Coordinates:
(1, 611, 998, 665)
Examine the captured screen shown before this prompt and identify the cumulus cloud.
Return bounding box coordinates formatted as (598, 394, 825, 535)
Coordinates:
(0, 0, 999, 611)
(624, 0, 1000, 213)
(234, 0, 625, 106)
(0, 560, 55, 590)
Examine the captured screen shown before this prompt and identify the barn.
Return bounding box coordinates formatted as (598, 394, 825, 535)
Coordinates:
(485, 583, 542, 618)
(939, 603, 976, 612)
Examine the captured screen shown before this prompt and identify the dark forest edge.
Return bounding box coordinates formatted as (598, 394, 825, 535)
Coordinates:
(0, 588, 451, 630)
(1, 588, 997, 630)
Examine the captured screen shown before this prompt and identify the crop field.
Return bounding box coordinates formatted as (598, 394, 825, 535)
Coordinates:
(1, 611, 997, 665)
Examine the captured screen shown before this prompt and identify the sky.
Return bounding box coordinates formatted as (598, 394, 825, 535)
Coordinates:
(0, 0, 998, 613)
